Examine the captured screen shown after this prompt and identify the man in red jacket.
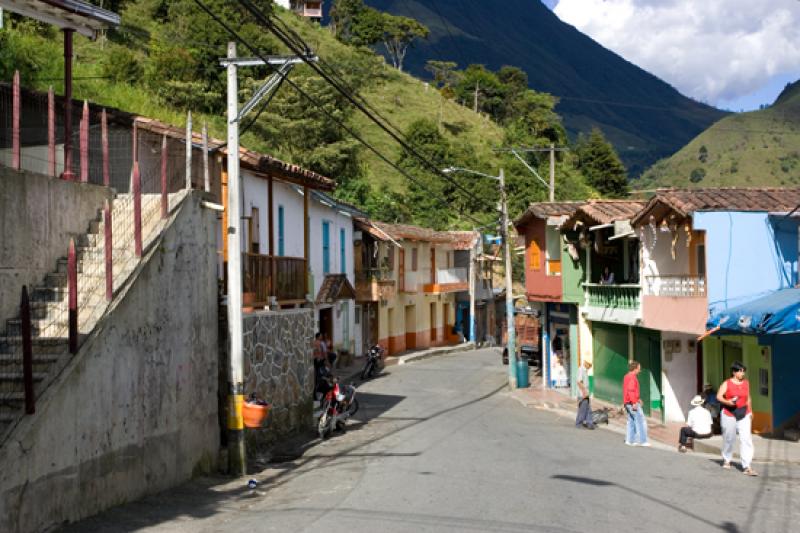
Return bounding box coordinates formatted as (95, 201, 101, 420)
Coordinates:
(623, 361, 650, 446)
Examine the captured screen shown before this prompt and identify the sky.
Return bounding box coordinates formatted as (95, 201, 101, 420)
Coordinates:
(545, 0, 800, 111)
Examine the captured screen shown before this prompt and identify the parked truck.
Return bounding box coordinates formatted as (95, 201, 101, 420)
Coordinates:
(501, 309, 541, 367)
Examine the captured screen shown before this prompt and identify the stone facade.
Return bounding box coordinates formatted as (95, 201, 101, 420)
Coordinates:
(242, 308, 315, 452)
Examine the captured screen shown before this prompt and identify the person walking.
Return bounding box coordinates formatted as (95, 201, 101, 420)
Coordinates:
(717, 361, 758, 476)
(575, 361, 595, 429)
(623, 361, 650, 446)
(678, 395, 713, 453)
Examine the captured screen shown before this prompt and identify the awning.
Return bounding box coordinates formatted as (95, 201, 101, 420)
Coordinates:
(315, 274, 356, 304)
(706, 288, 800, 335)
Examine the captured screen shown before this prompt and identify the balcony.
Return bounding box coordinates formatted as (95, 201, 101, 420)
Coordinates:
(583, 283, 642, 325)
(355, 268, 396, 302)
(242, 253, 306, 305)
(644, 275, 706, 297)
(641, 275, 708, 335)
(424, 267, 469, 293)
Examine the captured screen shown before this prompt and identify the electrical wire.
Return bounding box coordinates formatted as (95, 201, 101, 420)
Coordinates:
(236, 0, 501, 216)
(191, 0, 491, 228)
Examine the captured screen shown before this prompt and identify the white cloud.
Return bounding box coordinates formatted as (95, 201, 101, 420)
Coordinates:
(553, 0, 800, 105)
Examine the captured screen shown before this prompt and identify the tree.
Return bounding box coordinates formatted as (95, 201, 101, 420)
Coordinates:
(575, 128, 629, 198)
(381, 15, 428, 72)
(425, 60, 460, 90)
(329, 0, 364, 42)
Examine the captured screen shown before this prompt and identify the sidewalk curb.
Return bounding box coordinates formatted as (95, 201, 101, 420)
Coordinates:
(508, 389, 800, 465)
(394, 342, 476, 366)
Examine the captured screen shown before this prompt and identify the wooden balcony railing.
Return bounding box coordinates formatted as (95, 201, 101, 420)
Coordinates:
(242, 253, 306, 304)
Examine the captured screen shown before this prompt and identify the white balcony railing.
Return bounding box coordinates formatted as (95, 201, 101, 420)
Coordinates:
(644, 275, 706, 297)
(436, 267, 468, 285)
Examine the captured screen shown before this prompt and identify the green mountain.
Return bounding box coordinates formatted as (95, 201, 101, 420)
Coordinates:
(637, 80, 800, 189)
(363, 0, 728, 176)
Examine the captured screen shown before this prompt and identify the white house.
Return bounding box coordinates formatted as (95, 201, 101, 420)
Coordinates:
(240, 168, 364, 357)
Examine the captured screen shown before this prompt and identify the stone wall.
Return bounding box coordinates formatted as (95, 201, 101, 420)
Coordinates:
(0, 191, 219, 533)
(242, 308, 314, 453)
(0, 166, 114, 324)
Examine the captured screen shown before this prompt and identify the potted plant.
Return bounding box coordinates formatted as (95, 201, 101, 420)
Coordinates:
(242, 394, 271, 428)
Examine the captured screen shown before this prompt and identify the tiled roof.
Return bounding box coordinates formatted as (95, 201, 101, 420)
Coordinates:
(315, 274, 356, 304)
(134, 117, 335, 191)
(631, 188, 800, 226)
(513, 201, 585, 227)
(560, 200, 646, 230)
(355, 219, 477, 249)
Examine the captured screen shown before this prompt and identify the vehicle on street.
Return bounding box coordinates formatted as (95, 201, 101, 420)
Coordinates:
(501, 308, 540, 366)
(361, 344, 386, 380)
(316, 376, 359, 439)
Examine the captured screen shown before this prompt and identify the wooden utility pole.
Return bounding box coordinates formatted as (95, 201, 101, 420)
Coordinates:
(549, 143, 555, 202)
(473, 80, 480, 113)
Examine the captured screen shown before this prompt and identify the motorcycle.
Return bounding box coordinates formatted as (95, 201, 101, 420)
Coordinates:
(361, 344, 386, 380)
(316, 375, 359, 439)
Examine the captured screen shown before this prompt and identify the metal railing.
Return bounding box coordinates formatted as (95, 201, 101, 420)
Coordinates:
(643, 275, 706, 297)
(243, 254, 307, 303)
(584, 283, 642, 309)
(355, 267, 393, 282)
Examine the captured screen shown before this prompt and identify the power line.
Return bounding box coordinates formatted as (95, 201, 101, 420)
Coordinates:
(191, 0, 490, 228)
(236, 0, 501, 216)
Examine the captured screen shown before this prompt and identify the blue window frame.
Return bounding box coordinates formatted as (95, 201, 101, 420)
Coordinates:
(340, 228, 346, 273)
(322, 221, 331, 274)
(278, 205, 285, 256)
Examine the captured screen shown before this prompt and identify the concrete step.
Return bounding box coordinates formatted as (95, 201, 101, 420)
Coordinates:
(45, 272, 67, 288)
(0, 372, 47, 382)
(31, 286, 67, 303)
(0, 353, 60, 368)
(0, 337, 67, 355)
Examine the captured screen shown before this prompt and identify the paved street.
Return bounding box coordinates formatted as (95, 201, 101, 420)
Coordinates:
(64, 348, 800, 533)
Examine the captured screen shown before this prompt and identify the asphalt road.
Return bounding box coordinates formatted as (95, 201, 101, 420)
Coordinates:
(63, 348, 800, 533)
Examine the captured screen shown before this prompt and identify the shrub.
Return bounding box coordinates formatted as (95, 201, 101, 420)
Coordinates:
(689, 168, 706, 183)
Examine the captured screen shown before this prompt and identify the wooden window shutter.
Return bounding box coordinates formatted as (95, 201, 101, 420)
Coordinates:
(530, 240, 541, 271)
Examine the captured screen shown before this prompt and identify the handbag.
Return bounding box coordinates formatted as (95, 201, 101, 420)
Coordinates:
(733, 406, 747, 421)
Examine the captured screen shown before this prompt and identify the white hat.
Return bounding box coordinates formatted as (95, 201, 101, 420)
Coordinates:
(690, 395, 704, 407)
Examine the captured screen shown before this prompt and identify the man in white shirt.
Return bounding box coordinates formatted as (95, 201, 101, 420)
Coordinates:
(679, 395, 713, 452)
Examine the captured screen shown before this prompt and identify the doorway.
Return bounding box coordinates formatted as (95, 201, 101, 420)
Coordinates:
(722, 341, 743, 383)
(405, 305, 417, 350)
(430, 302, 437, 344)
(634, 328, 662, 416)
(318, 307, 333, 345)
(443, 303, 450, 343)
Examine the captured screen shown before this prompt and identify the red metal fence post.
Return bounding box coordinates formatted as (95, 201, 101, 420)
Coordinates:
(12, 70, 20, 170)
(80, 100, 89, 183)
(48, 86, 56, 177)
(161, 134, 168, 218)
(101, 109, 110, 187)
(104, 200, 113, 301)
(20, 285, 34, 415)
(133, 161, 142, 257)
(68, 238, 78, 355)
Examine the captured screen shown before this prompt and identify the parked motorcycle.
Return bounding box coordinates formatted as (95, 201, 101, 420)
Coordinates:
(317, 375, 359, 439)
(361, 344, 386, 380)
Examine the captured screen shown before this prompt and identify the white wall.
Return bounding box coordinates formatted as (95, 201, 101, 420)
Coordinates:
(661, 332, 699, 423)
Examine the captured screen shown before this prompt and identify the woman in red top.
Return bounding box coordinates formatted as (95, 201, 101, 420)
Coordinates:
(716, 361, 757, 476)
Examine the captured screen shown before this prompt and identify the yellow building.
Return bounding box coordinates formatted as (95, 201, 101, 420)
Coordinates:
(354, 220, 477, 355)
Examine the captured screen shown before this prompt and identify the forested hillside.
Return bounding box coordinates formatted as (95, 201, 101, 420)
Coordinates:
(0, 0, 630, 228)
(637, 80, 800, 189)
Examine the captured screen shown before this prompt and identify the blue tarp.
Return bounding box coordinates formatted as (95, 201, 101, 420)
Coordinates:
(706, 288, 800, 335)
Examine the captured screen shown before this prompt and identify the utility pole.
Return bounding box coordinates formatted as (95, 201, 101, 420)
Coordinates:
(549, 143, 555, 202)
(469, 230, 477, 345)
(473, 80, 479, 113)
(225, 42, 246, 476)
(500, 169, 517, 389)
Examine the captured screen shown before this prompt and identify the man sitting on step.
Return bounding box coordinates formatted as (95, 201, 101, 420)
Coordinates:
(679, 395, 713, 453)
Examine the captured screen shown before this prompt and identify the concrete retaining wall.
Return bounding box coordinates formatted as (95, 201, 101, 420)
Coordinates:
(242, 308, 314, 456)
(0, 166, 113, 323)
(0, 191, 219, 533)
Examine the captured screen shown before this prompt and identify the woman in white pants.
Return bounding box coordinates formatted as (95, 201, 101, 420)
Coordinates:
(716, 361, 758, 476)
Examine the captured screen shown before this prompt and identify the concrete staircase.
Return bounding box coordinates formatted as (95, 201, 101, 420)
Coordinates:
(0, 191, 186, 438)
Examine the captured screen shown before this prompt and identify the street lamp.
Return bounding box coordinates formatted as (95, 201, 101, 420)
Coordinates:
(442, 167, 517, 390)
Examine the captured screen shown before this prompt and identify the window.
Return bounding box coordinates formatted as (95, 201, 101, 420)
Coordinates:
(697, 244, 706, 277)
(530, 240, 541, 271)
(387, 246, 395, 270)
(322, 221, 331, 274)
(340, 228, 346, 273)
(278, 205, 285, 256)
(411, 248, 418, 271)
(248, 207, 260, 254)
(759, 368, 769, 396)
